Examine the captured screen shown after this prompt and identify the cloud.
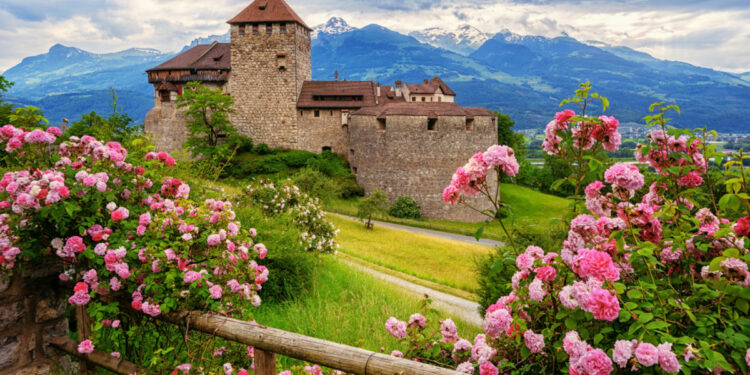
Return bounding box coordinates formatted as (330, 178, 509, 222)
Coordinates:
(0, 0, 749, 74)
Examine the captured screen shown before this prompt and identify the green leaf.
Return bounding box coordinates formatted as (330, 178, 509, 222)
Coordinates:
(638, 312, 654, 323)
(474, 224, 486, 241)
(646, 320, 670, 330)
(627, 290, 643, 299)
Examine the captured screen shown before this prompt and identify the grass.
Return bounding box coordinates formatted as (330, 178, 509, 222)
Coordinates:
(253, 256, 481, 367)
(326, 183, 571, 241)
(328, 214, 493, 292)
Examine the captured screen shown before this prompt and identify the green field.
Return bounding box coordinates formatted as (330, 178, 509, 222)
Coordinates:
(253, 256, 481, 367)
(328, 214, 493, 292)
(326, 183, 571, 241)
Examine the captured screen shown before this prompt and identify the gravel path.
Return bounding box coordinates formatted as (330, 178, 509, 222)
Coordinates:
(343, 260, 483, 327)
(330, 214, 505, 248)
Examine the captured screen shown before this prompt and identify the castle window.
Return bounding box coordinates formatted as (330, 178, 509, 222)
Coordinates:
(438, 96, 442, 102)
(322, 147, 332, 153)
(239, 25, 246, 35)
(377, 118, 386, 132)
(350, 149, 355, 156)
(314, 110, 320, 118)
(280, 24, 287, 34)
(466, 118, 475, 131)
(159, 90, 170, 102)
(352, 167, 358, 175)
(266, 24, 273, 34)
(252, 25, 259, 35)
(428, 118, 437, 131)
(412, 97, 416, 102)
(300, 111, 303, 116)
(422, 97, 426, 102)
(330, 111, 333, 116)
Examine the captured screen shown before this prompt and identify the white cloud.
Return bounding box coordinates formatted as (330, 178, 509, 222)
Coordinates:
(1, 0, 749, 74)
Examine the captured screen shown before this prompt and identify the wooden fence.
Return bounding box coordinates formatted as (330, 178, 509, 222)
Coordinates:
(53, 308, 460, 375)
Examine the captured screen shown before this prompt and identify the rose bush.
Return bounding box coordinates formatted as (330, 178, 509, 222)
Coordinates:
(0, 124, 273, 373)
(385, 96, 750, 374)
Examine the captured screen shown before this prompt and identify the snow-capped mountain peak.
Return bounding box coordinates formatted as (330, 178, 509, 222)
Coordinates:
(312, 17, 356, 39)
(409, 25, 490, 55)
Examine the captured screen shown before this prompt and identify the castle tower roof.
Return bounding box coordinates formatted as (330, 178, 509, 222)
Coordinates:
(227, 0, 311, 30)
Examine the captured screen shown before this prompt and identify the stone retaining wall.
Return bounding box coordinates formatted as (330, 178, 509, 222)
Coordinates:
(0, 264, 71, 374)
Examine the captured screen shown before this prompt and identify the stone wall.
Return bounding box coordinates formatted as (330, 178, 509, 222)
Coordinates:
(228, 22, 311, 150)
(0, 263, 71, 374)
(349, 114, 497, 222)
(144, 102, 189, 153)
(297, 109, 349, 155)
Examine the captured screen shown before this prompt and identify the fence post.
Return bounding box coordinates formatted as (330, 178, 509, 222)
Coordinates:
(255, 348, 277, 375)
(76, 305, 94, 374)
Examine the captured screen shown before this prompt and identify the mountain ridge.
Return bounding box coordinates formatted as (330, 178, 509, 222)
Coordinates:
(3, 17, 749, 132)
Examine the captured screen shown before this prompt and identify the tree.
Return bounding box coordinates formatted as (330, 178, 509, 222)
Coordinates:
(177, 82, 236, 158)
(357, 189, 388, 229)
(0, 76, 13, 124)
(66, 89, 143, 144)
(8, 106, 48, 129)
(494, 111, 527, 160)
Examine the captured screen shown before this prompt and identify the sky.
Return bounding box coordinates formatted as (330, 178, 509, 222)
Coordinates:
(0, 0, 749, 74)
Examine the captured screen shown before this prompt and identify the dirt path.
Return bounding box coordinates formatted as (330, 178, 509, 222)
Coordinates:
(342, 259, 483, 327)
(329, 213, 505, 248)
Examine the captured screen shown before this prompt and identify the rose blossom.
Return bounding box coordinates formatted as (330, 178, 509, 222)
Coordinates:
(77, 339, 94, 354)
(634, 342, 659, 367)
(523, 330, 545, 353)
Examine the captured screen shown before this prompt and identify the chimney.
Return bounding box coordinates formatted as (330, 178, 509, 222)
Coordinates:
(334, 71, 339, 81)
(376, 82, 381, 99)
(394, 80, 402, 97)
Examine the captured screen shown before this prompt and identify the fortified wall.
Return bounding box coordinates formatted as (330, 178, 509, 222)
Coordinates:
(349, 104, 497, 222)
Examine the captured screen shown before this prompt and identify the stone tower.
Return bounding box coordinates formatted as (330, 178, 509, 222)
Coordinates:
(227, 0, 312, 149)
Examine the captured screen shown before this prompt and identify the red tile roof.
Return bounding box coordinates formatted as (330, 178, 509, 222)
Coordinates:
(351, 102, 493, 119)
(406, 77, 456, 96)
(147, 42, 231, 72)
(227, 0, 311, 30)
(297, 81, 377, 109)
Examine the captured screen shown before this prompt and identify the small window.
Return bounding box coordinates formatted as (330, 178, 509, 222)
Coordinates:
(300, 111, 303, 116)
(352, 167, 358, 175)
(322, 147, 332, 152)
(350, 149, 355, 156)
(239, 25, 246, 35)
(412, 97, 416, 102)
(280, 24, 287, 34)
(428, 118, 437, 131)
(266, 24, 273, 35)
(422, 97, 426, 102)
(314, 110, 320, 117)
(278, 66, 286, 72)
(466, 118, 475, 131)
(438, 96, 442, 102)
(159, 90, 170, 102)
(330, 111, 333, 116)
(253, 25, 259, 35)
(377, 118, 386, 131)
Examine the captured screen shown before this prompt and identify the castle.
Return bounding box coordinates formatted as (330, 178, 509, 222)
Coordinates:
(145, 0, 497, 222)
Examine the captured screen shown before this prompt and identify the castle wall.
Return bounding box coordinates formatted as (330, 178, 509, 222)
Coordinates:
(144, 83, 225, 153)
(297, 109, 350, 155)
(349, 114, 497, 222)
(228, 22, 311, 150)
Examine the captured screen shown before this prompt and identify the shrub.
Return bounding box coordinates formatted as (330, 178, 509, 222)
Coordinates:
(306, 151, 350, 177)
(357, 189, 388, 229)
(388, 196, 421, 219)
(245, 179, 338, 253)
(335, 175, 364, 198)
(279, 150, 316, 168)
(291, 167, 340, 203)
(254, 143, 271, 155)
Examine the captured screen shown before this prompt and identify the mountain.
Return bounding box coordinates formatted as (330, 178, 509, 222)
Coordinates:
(409, 25, 490, 55)
(312, 17, 356, 39)
(740, 72, 750, 82)
(181, 32, 230, 52)
(3, 18, 750, 133)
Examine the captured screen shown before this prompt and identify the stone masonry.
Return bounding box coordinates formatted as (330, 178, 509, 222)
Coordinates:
(228, 22, 311, 150)
(0, 263, 71, 374)
(348, 114, 497, 222)
(297, 109, 350, 154)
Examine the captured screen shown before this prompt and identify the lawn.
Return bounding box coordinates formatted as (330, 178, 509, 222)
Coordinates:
(253, 256, 481, 367)
(328, 214, 493, 292)
(326, 183, 571, 241)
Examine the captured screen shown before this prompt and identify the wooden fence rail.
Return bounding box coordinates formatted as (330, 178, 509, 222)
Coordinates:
(159, 310, 460, 375)
(51, 337, 146, 374)
(57, 306, 460, 375)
